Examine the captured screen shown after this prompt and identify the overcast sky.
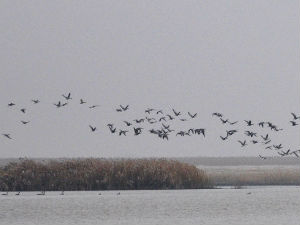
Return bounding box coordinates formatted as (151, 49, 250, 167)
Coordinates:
(0, 0, 299, 158)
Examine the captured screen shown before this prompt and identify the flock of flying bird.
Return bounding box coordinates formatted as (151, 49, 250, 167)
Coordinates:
(2, 92, 300, 159)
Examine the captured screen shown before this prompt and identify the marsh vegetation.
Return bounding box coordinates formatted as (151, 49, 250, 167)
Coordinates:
(0, 158, 211, 191)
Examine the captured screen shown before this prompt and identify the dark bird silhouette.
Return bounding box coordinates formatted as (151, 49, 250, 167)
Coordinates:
(162, 123, 170, 129)
(278, 149, 290, 156)
(226, 130, 238, 136)
(172, 109, 181, 116)
(145, 108, 155, 114)
(15, 192, 21, 196)
(290, 121, 298, 126)
(188, 129, 194, 135)
(109, 127, 116, 133)
(188, 112, 197, 118)
(20, 108, 26, 113)
(120, 105, 129, 111)
(261, 134, 269, 141)
(166, 114, 174, 120)
(32, 99, 40, 104)
(220, 135, 228, 140)
(54, 101, 62, 108)
(119, 130, 128, 136)
(89, 105, 100, 109)
(291, 150, 300, 158)
(134, 119, 145, 123)
(80, 99, 86, 104)
(229, 121, 238, 125)
(62, 102, 68, 107)
(21, 120, 30, 125)
(238, 140, 247, 147)
(116, 108, 122, 112)
(265, 146, 272, 150)
(244, 131, 257, 137)
(180, 118, 187, 122)
(89, 125, 96, 132)
(251, 140, 258, 144)
(159, 117, 166, 122)
(258, 122, 265, 128)
(263, 140, 271, 145)
(244, 120, 254, 126)
(259, 155, 267, 160)
(273, 144, 283, 150)
(2, 134, 12, 139)
(176, 131, 185, 136)
(194, 128, 205, 137)
(267, 122, 283, 131)
(123, 121, 132, 126)
(8, 102, 15, 107)
(156, 110, 163, 114)
(212, 112, 222, 117)
(146, 117, 157, 124)
(107, 124, 114, 128)
(133, 127, 143, 135)
(220, 118, 228, 124)
(62, 93, 72, 100)
(291, 113, 300, 120)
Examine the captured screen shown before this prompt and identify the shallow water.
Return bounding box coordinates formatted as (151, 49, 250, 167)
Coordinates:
(0, 187, 299, 225)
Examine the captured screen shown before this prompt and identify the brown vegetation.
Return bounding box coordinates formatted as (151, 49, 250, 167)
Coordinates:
(0, 158, 211, 191)
(206, 167, 300, 186)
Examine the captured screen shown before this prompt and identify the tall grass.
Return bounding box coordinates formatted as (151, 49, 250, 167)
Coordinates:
(206, 168, 300, 186)
(0, 158, 211, 191)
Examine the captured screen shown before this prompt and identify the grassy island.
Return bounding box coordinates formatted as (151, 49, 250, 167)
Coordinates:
(0, 158, 211, 191)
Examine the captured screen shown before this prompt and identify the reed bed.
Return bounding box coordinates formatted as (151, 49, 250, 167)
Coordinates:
(0, 158, 211, 191)
(206, 167, 300, 186)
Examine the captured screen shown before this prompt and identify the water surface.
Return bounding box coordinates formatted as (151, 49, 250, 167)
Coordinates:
(0, 187, 299, 225)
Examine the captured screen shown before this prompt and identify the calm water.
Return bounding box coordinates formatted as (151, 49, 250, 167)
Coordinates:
(0, 187, 299, 225)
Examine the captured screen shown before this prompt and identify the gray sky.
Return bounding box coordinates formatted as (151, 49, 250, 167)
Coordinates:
(0, 0, 299, 158)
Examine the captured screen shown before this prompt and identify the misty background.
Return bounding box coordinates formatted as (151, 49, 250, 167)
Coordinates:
(0, 0, 299, 158)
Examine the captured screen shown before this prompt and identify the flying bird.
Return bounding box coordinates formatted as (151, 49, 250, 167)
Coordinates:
(62, 93, 72, 100)
(80, 99, 86, 104)
(291, 113, 300, 120)
(2, 134, 12, 139)
(212, 112, 222, 117)
(259, 155, 267, 160)
(188, 112, 197, 118)
(290, 121, 298, 126)
(32, 99, 40, 104)
(166, 114, 174, 120)
(119, 130, 128, 136)
(123, 121, 132, 126)
(172, 109, 181, 116)
(261, 134, 269, 141)
(8, 102, 15, 107)
(220, 135, 228, 141)
(120, 105, 129, 111)
(273, 144, 283, 150)
(54, 101, 62, 108)
(133, 127, 143, 136)
(244, 131, 257, 137)
(89, 125, 96, 132)
(238, 140, 247, 147)
(244, 120, 254, 126)
(20, 108, 26, 113)
(145, 108, 155, 114)
(89, 105, 100, 109)
(21, 121, 30, 125)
